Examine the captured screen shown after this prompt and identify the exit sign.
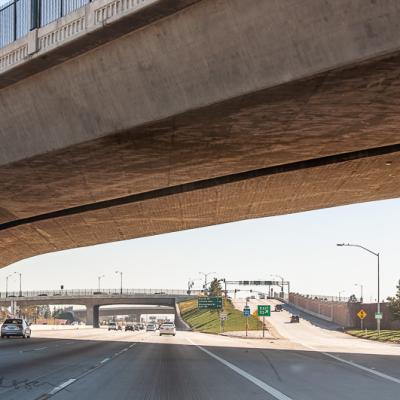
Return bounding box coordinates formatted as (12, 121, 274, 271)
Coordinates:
(257, 305, 271, 317)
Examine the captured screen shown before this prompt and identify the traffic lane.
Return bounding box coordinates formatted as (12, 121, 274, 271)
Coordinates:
(201, 344, 400, 400)
(54, 341, 282, 400)
(0, 333, 140, 400)
(0, 329, 140, 358)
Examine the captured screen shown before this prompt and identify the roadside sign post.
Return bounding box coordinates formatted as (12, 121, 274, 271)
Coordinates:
(243, 305, 251, 337)
(220, 312, 228, 333)
(257, 305, 271, 338)
(357, 309, 367, 330)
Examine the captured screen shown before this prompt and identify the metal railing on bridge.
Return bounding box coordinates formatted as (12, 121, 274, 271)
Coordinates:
(0, 0, 90, 48)
(0, 288, 202, 299)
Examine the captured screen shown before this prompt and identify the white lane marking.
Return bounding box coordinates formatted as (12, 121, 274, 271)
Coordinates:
(304, 344, 400, 385)
(49, 379, 76, 395)
(187, 338, 293, 400)
(34, 347, 47, 351)
(100, 358, 110, 364)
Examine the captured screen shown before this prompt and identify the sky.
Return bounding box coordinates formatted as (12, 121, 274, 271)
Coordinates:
(1, 198, 399, 302)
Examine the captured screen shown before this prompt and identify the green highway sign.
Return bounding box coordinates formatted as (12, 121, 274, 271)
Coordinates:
(257, 305, 271, 317)
(375, 312, 383, 320)
(198, 296, 223, 309)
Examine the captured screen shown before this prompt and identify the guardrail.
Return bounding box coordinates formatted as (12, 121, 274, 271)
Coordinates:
(0, 0, 90, 48)
(0, 288, 202, 299)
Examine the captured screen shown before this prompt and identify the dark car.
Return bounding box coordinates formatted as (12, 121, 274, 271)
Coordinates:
(125, 325, 134, 331)
(1, 318, 31, 338)
(275, 304, 283, 312)
(290, 315, 300, 323)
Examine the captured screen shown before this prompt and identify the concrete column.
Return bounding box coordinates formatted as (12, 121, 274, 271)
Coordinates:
(86, 304, 100, 328)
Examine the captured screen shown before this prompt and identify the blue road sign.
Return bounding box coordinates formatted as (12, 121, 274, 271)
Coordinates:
(243, 306, 251, 317)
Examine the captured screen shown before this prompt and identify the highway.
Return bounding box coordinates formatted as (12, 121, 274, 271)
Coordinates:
(0, 317, 399, 400)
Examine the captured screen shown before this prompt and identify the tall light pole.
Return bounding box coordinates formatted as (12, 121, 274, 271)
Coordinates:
(199, 271, 216, 293)
(355, 283, 364, 303)
(6, 272, 17, 298)
(115, 271, 123, 294)
(97, 275, 105, 291)
(337, 243, 381, 334)
(18, 273, 22, 297)
(338, 290, 346, 302)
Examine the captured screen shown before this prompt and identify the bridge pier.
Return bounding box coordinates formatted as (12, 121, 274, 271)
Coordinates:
(86, 305, 100, 328)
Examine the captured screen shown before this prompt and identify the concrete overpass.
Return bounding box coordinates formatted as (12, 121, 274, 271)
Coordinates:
(0, 288, 196, 327)
(73, 305, 175, 322)
(1, 0, 400, 267)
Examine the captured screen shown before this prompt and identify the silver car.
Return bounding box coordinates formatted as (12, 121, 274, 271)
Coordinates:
(1, 318, 31, 339)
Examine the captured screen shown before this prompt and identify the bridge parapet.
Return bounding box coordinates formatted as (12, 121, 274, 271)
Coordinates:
(0, 0, 198, 87)
(0, 288, 201, 299)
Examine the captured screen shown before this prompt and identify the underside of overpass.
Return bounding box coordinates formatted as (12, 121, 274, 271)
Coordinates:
(0, 0, 400, 267)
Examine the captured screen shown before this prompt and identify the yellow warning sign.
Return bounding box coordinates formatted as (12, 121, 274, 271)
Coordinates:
(357, 309, 367, 320)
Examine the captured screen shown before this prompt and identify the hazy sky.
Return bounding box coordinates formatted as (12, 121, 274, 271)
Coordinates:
(1, 198, 399, 302)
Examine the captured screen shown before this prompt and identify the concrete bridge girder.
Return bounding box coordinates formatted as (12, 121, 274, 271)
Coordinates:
(0, 1, 400, 267)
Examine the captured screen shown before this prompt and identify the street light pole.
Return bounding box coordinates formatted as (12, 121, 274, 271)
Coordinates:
(97, 275, 105, 291)
(18, 273, 22, 297)
(199, 271, 216, 293)
(338, 290, 345, 302)
(115, 271, 123, 294)
(6, 272, 17, 298)
(337, 243, 381, 334)
(355, 283, 364, 303)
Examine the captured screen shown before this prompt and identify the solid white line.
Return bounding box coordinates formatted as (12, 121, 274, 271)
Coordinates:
(34, 347, 47, 351)
(187, 338, 293, 400)
(49, 379, 76, 395)
(308, 346, 400, 385)
(100, 358, 110, 364)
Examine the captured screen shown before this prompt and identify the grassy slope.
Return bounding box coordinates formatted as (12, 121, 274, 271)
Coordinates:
(179, 298, 262, 333)
(347, 329, 400, 343)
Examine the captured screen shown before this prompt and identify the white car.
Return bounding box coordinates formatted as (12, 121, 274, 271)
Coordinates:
(146, 324, 157, 332)
(159, 323, 176, 336)
(1, 318, 31, 339)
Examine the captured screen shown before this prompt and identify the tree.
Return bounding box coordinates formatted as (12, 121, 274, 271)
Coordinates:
(209, 278, 222, 296)
(387, 279, 400, 321)
(347, 294, 358, 303)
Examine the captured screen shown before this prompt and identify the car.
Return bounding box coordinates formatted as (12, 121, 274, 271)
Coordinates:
(290, 315, 300, 323)
(1, 318, 31, 338)
(125, 324, 134, 331)
(134, 325, 140, 331)
(275, 304, 283, 312)
(146, 324, 157, 332)
(159, 322, 176, 336)
(259, 294, 265, 299)
(108, 322, 118, 331)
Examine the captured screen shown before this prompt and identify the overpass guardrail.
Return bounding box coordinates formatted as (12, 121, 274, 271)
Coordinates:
(0, 0, 90, 48)
(0, 288, 202, 299)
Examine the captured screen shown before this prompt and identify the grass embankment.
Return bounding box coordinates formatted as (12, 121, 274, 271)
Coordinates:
(179, 298, 262, 333)
(347, 330, 400, 343)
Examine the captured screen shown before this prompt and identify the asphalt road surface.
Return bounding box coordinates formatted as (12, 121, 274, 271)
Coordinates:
(0, 318, 399, 400)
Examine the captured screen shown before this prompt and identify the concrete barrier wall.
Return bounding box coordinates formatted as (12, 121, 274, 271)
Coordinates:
(289, 293, 400, 329)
